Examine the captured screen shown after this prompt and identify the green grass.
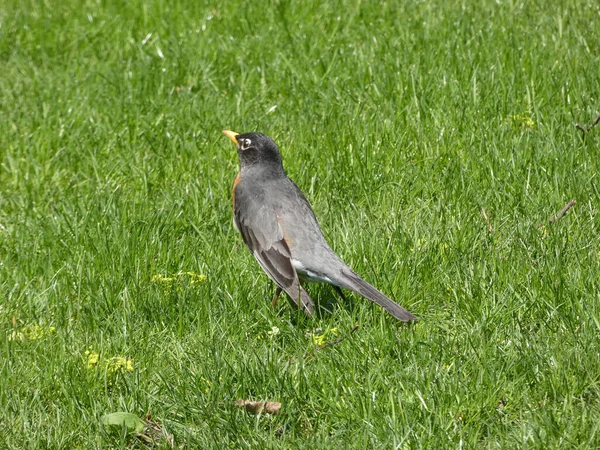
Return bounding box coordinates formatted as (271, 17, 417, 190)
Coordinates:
(1, 0, 599, 447)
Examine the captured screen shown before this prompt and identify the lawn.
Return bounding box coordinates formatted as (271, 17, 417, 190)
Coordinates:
(1, 0, 599, 448)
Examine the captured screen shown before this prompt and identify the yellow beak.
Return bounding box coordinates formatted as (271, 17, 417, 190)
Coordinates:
(222, 130, 239, 145)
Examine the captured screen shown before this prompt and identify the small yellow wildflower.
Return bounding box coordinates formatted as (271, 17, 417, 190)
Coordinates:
(201, 376, 212, 393)
(151, 274, 167, 283)
(185, 272, 207, 284)
(84, 350, 100, 369)
(8, 324, 56, 341)
(151, 274, 176, 288)
(152, 271, 207, 292)
(105, 356, 135, 374)
(311, 327, 339, 347)
(510, 113, 535, 130)
(83, 350, 133, 374)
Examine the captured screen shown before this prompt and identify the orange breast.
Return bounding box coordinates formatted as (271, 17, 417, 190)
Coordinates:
(232, 171, 242, 209)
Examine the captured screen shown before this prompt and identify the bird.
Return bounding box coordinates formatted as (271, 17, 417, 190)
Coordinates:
(222, 130, 417, 322)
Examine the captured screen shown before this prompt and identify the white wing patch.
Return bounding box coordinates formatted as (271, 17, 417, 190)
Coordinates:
(291, 259, 334, 284)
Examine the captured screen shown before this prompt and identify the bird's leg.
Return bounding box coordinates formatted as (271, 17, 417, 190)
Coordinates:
(271, 286, 283, 308)
(333, 286, 349, 303)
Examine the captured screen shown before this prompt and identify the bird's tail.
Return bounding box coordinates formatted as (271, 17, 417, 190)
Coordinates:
(337, 269, 417, 322)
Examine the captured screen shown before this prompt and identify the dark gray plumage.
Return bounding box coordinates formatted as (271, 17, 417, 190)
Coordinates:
(224, 130, 417, 322)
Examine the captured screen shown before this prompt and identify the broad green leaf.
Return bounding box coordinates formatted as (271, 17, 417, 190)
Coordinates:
(101, 412, 145, 433)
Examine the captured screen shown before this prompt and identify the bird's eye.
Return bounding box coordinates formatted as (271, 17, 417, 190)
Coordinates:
(240, 138, 252, 150)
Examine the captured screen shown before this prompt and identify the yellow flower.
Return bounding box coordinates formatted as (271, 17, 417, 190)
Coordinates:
(152, 273, 176, 286)
(201, 376, 212, 393)
(152, 271, 207, 292)
(185, 272, 207, 284)
(8, 324, 56, 341)
(84, 350, 100, 369)
(83, 350, 133, 374)
(310, 327, 339, 347)
(510, 113, 535, 130)
(105, 356, 135, 374)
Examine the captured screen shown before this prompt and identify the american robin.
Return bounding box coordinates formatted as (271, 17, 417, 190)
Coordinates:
(223, 130, 417, 322)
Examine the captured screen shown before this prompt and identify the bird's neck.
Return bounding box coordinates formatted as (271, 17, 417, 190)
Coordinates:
(240, 161, 286, 179)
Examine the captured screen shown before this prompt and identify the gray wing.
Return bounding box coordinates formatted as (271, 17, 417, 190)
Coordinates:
(273, 179, 416, 322)
(273, 178, 345, 275)
(234, 187, 314, 315)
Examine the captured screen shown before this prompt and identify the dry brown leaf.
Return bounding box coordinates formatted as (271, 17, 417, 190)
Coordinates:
(234, 399, 282, 415)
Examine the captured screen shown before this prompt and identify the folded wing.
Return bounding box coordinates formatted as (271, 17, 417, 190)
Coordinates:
(234, 191, 314, 315)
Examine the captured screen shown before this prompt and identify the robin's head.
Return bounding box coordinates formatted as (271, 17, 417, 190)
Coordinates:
(222, 130, 284, 171)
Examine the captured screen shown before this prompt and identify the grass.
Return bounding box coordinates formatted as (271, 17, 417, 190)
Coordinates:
(1, 0, 599, 447)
